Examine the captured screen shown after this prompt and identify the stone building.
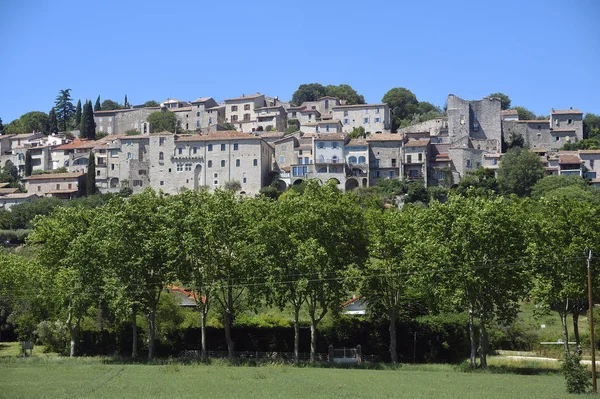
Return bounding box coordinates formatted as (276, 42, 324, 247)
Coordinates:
(94, 108, 157, 135)
(224, 93, 266, 133)
(23, 172, 85, 198)
(332, 103, 390, 134)
(366, 134, 403, 186)
(255, 105, 287, 132)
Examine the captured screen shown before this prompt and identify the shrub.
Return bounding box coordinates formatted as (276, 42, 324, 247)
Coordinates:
(35, 320, 68, 354)
(561, 355, 590, 394)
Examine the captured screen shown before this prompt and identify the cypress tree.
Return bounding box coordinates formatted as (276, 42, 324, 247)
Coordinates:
(25, 151, 32, 176)
(86, 152, 96, 196)
(80, 101, 89, 138)
(124, 94, 128, 108)
(0, 117, 4, 134)
(94, 95, 101, 112)
(80, 101, 97, 140)
(48, 108, 58, 134)
(75, 100, 82, 127)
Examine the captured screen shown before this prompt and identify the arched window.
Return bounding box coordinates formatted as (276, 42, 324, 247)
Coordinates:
(348, 156, 357, 165)
(159, 152, 164, 160)
(358, 156, 366, 164)
(332, 155, 338, 163)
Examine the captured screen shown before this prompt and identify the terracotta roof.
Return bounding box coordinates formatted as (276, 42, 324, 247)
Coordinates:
(315, 133, 345, 141)
(545, 167, 559, 171)
(206, 105, 225, 111)
(287, 106, 305, 111)
(0, 187, 19, 195)
(191, 97, 212, 103)
(405, 139, 430, 147)
(483, 153, 502, 158)
(320, 115, 333, 120)
(47, 189, 79, 194)
(55, 139, 97, 150)
(366, 134, 404, 142)
(297, 144, 312, 150)
(255, 105, 283, 111)
(167, 285, 205, 304)
(559, 155, 583, 164)
(225, 93, 264, 102)
(175, 131, 260, 142)
(532, 149, 548, 153)
(301, 109, 321, 114)
(332, 103, 386, 110)
(0, 193, 39, 199)
(590, 178, 600, 184)
(172, 107, 193, 112)
(579, 150, 600, 154)
(501, 110, 519, 115)
(514, 120, 549, 124)
(551, 109, 582, 115)
(22, 172, 85, 181)
(0, 182, 10, 188)
(346, 139, 368, 146)
(259, 132, 284, 138)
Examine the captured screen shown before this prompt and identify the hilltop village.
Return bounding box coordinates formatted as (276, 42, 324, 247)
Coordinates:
(0, 92, 594, 207)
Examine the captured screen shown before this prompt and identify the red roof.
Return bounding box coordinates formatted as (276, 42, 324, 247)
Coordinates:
(55, 138, 97, 150)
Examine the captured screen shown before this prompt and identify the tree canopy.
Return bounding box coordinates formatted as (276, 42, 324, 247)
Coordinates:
(101, 99, 122, 111)
(382, 87, 442, 131)
(147, 110, 179, 133)
(489, 93, 511, 110)
(54, 89, 76, 132)
(290, 83, 365, 106)
(3, 111, 49, 135)
(497, 147, 545, 197)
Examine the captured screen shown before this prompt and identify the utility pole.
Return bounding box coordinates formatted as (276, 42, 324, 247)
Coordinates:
(586, 247, 596, 393)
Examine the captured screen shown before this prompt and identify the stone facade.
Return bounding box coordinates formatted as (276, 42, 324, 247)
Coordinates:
(224, 93, 266, 133)
(332, 103, 390, 134)
(94, 108, 157, 135)
(366, 134, 403, 186)
(23, 172, 85, 198)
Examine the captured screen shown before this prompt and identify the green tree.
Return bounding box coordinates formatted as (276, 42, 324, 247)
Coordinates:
(147, 110, 179, 133)
(530, 175, 589, 200)
(80, 101, 96, 140)
(74, 100, 82, 127)
(28, 206, 104, 356)
(54, 89, 76, 132)
(583, 113, 600, 139)
(101, 99, 121, 111)
(348, 126, 366, 139)
(290, 83, 327, 105)
(24, 152, 32, 177)
(497, 147, 545, 197)
(453, 167, 498, 197)
(511, 106, 537, 121)
(48, 108, 58, 134)
(489, 93, 511, 110)
(221, 122, 236, 131)
(86, 153, 96, 196)
(94, 96, 101, 112)
(405, 182, 428, 203)
(20, 111, 49, 134)
(324, 84, 365, 105)
(0, 160, 19, 185)
(0, 117, 3, 133)
(144, 100, 159, 107)
(223, 180, 241, 192)
(124, 95, 129, 108)
(382, 88, 419, 131)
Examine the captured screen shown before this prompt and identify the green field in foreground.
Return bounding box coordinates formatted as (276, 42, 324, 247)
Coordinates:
(0, 356, 575, 399)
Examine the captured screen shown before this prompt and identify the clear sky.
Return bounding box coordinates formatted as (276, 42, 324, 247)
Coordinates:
(1, 0, 599, 124)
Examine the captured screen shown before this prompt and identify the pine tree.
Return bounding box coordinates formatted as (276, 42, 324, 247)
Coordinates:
(75, 100, 82, 127)
(48, 108, 58, 134)
(124, 95, 128, 108)
(25, 151, 32, 176)
(54, 89, 76, 132)
(86, 152, 96, 196)
(0, 117, 4, 134)
(94, 96, 101, 112)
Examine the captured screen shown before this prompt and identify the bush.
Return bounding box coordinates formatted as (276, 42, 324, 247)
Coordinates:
(561, 355, 590, 394)
(35, 320, 68, 354)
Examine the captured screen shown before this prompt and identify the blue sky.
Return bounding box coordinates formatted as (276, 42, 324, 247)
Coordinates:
(1, 0, 599, 124)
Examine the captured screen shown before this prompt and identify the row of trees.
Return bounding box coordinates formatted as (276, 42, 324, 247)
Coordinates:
(2, 179, 599, 367)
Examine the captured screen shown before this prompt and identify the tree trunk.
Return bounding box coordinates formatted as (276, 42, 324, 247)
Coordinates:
(310, 319, 318, 363)
(201, 306, 208, 360)
(560, 310, 570, 358)
(293, 307, 300, 363)
(224, 310, 234, 359)
(146, 310, 156, 361)
(131, 309, 138, 359)
(66, 306, 79, 358)
(573, 311, 581, 356)
(389, 310, 398, 363)
(478, 311, 488, 368)
(468, 306, 477, 367)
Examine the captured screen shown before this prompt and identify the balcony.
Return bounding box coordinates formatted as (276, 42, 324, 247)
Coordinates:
(315, 157, 344, 164)
(405, 173, 424, 180)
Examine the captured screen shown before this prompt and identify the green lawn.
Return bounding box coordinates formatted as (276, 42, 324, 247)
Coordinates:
(0, 355, 574, 399)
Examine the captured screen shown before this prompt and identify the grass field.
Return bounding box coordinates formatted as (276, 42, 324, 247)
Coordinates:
(0, 343, 576, 399)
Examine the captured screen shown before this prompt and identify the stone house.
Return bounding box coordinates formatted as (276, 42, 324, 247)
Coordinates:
(190, 97, 220, 132)
(344, 138, 369, 190)
(0, 193, 39, 211)
(301, 120, 343, 134)
(224, 93, 266, 133)
(402, 139, 429, 182)
(366, 134, 403, 186)
(52, 139, 98, 174)
(332, 103, 390, 134)
(94, 107, 157, 135)
(23, 172, 86, 199)
(313, 133, 347, 190)
(255, 106, 287, 132)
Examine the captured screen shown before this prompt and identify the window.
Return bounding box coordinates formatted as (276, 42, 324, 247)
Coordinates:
(243, 177, 247, 183)
(466, 159, 472, 168)
(317, 142, 324, 149)
(214, 173, 218, 178)
(375, 118, 381, 123)
(56, 184, 60, 190)
(372, 171, 381, 178)
(193, 147, 198, 154)
(231, 115, 238, 122)
(231, 105, 238, 112)
(185, 163, 192, 171)
(253, 159, 258, 166)
(324, 100, 329, 109)
(221, 160, 225, 167)
(159, 138, 165, 146)
(160, 181, 164, 186)
(304, 157, 309, 164)
(214, 180, 218, 185)
(299, 150, 303, 156)
(492, 158, 498, 165)
(196, 111, 200, 117)
(281, 145, 287, 151)
(473, 122, 479, 131)
(344, 118, 349, 124)
(326, 125, 330, 132)
(358, 156, 366, 164)
(331, 167, 338, 173)
(332, 155, 338, 163)
(37, 186, 40, 192)
(332, 142, 339, 149)
(363, 118, 369, 124)
(244, 113, 250, 121)
(298, 158, 303, 165)
(133, 180, 142, 187)
(391, 158, 397, 167)
(568, 119, 573, 125)
(407, 155, 412, 163)
(236, 159, 240, 167)
(349, 156, 357, 165)
(436, 172, 445, 180)
(376, 108, 380, 114)
(208, 160, 212, 168)
(177, 164, 183, 172)
(418, 153, 422, 162)
(196, 121, 200, 127)
(375, 159, 380, 167)
(555, 136, 560, 142)
(591, 159, 595, 169)
(233, 143, 238, 151)
(244, 104, 250, 111)
(291, 112, 296, 118)
(344, 110, 348, 117)
(208, 144, 213, 151)
(389, 171, 395, 177)
(139, 170, 147, 175)
(460, 115, 465, 125)
(68, 183, 72, 189)
(220, 144, 225, 151)
(111, 164, 115, 170)
(127, 152, 132, 160)
(178, 147, 183, 155)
